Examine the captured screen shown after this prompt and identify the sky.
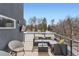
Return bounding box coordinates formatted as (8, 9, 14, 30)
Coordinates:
(24, 3, 79, 25)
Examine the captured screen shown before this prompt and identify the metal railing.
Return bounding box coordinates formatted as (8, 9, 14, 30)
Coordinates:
(54, 32, 79, 56)
(24, 32, 79, 56)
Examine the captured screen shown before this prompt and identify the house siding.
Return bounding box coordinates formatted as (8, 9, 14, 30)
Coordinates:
(0, 3, 24, 50)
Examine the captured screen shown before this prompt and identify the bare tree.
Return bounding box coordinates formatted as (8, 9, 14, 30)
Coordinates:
(28, 16, 37, 31)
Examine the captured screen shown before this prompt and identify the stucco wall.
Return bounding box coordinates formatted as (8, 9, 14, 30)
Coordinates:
(0, 3, 24, 50)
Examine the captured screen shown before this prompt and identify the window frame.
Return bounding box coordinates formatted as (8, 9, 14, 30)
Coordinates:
(0, 15, 16, 29)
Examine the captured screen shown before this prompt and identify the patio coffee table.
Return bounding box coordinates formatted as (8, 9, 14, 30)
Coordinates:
(38, 43, 48, 52)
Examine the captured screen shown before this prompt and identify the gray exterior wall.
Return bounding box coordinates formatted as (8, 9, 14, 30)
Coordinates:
(0, 3, 24, 50)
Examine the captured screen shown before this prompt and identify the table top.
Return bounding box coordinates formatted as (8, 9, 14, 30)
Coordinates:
(35, 39, 58, 45)
(38, 43, 48, 47)
(42, 43, 48, 47)
(49, 40, 58, 44)
(35, 39, 51, 42)
(38, 43, 42, 47)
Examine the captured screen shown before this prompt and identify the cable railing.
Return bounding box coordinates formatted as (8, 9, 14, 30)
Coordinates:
(24, 32, 79, 56)
(54, 32, 79, 56)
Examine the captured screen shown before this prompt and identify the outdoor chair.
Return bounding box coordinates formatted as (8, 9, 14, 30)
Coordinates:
(8, 40, 24, 56)
(53, 44, 67, 56)
(38, 43, 48, 52)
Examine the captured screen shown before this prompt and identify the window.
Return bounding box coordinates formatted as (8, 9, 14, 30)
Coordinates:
(0, 15, 16, 29)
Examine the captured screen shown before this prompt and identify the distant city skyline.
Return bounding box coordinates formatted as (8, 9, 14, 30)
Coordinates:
(24, 3, 79, 25)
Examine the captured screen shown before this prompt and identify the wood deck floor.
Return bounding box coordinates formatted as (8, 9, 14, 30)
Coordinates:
(17, 47, 53, 56)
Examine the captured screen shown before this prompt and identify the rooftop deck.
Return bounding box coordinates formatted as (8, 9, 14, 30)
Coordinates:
(23, 32, 79, 56)
(1, 32, 79, 56)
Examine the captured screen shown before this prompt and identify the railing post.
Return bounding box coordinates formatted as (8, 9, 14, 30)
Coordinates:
(34, 33, 35, 39)
(70, 40, 72, 56)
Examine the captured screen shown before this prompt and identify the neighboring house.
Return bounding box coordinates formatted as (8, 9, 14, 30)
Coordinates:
(0, 3, 25, 50)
